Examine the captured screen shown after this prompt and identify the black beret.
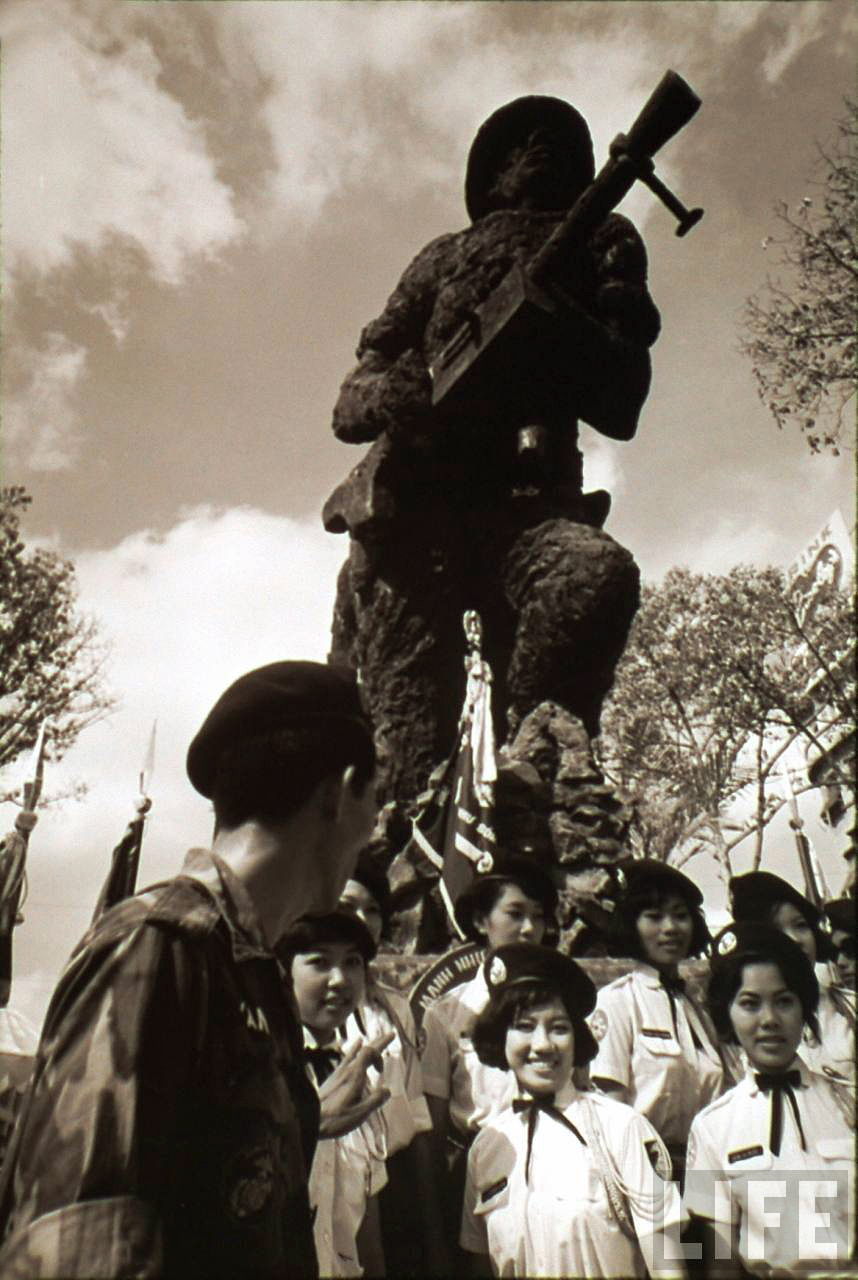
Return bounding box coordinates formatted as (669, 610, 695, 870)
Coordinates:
(711, 921, 817, 991)
(729, 871, 824, 929)
(465, 95, 595, 222)
(483, 942, 597, 1018)
(187, 661, 373, 798)
(825, 897, 855, 936)
(616, 858, 703, 909)
(454, 855, 558, 939)
(278, 907, 377, 962)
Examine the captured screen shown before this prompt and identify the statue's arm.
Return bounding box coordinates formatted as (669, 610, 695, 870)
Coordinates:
(587, 212, 661, 347)
(332, 236, 451, 445)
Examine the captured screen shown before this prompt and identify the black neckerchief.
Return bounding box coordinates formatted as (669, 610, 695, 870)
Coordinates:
(512, 1095, 587, 1182)
(753, 1069, 806, 1155)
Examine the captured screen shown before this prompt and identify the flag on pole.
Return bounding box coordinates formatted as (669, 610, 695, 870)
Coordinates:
(404, 611, 498, 937)
(0, 722, 48, 1008)
(92, 721, 156, 922)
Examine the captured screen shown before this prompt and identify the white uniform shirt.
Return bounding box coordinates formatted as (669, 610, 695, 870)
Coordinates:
(460, 1085, 685, 1278)
(346, 980, 432, 1157)
(801, 980, 856, 1089)
(420, 970, 515, 1137)
(589, 963, 726, 1148)
(685, 1058, 854, 1275)
(304, 1026, 388, 1278)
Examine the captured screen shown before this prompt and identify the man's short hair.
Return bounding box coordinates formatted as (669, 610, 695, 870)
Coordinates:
(186, 661, 375, 829)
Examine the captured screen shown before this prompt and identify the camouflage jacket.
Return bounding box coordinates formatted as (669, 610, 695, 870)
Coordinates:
(0, 849, 320, 1279)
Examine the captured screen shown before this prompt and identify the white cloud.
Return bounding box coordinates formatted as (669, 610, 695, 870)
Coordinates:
(3, 505, 346, 1029)
(762, 4, 828, 84)
(4, 333, 87, 471)
(580, 426, 625, 500)
(1, 0, 243, 290)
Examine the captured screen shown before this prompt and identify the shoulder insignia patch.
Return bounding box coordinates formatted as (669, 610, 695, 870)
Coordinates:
(644, 1139, 671, 1181)
(728, 1145, 764, 1164)
(641, 1027, 672, 1039)
(590, 1009, 608, 1041)
(480, 1177, 508, 1203)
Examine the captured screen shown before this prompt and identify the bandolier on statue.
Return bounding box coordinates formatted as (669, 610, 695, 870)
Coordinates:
(324, 76, 703, 947)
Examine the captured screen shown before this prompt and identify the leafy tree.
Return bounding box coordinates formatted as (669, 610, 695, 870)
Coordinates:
(596, 565, 854, 876)
(741, 100, 857, 455)
(0, 487, 115, 802)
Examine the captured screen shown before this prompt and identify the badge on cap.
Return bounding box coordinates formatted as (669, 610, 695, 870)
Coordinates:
(717, 930, 737, 956)
(488, 956, 507, 987)
(819, 915, 832, 935)
(615, 868, 627, 891)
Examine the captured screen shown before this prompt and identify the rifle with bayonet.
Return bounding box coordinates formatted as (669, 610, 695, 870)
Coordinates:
(430, 70, 703, 441)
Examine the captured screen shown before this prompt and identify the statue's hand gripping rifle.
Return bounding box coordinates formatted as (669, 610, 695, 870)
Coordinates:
(430, 71, 703, 441)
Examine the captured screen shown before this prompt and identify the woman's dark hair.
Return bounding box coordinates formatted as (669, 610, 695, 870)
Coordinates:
(611, 885, 711, 961)
(706, 945, 820, 1045)
(471, 981, 598, 1071)
(457, 866, 558, 943)
(211, 724, 375, 832)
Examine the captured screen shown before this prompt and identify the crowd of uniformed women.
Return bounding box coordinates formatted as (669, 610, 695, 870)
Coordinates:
(291, 852, 854, 1278)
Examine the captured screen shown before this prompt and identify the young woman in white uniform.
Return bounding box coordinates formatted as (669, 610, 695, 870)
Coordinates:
(420, 856, 558, 1261)
(589, 860, 730, 1182)
(685, 922, 854, 1277)
(730, 871, 855, 1089)
(460, 943, 687, 1278)
(281, 909, 389, 1278)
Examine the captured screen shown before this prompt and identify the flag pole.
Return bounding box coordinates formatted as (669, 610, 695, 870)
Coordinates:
(91, 721, 156, 922)
(0, 722, 49, 1007)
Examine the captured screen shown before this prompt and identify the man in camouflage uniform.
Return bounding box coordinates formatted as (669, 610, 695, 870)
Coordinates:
(0, 661, 382, 1278)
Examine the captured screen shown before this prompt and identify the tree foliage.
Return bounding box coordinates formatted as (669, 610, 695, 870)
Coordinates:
(596, 565, 854, 873)
(0, 488, 115, 801)
(741, 100, 857, 454)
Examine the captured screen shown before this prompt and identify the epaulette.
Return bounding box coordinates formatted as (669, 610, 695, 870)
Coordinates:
(692, 1086, 737, 1122)
(600, 971, 636, 997)
(76, 877, 220, 954)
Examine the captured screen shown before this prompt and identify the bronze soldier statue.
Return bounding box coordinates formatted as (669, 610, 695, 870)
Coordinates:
(326, 93, 664, 809)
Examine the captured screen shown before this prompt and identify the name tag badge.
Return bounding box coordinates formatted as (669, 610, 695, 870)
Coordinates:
(728, 1145, 765, 1164)
(480, 1177, 508, 1203)
(641, 1027, 672, 1040)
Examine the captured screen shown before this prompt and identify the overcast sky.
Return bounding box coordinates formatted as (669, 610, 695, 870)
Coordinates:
(1, 0, 855, 1031)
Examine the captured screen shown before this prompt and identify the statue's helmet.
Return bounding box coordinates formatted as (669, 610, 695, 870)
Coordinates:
(465, 95, 595, 222)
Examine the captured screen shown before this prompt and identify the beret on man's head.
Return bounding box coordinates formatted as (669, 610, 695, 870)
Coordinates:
(187, 660, 373, 798)
(465, 94, 595, 222)
(277, 907, 377, 962)
(483, 942, 597, 1019)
